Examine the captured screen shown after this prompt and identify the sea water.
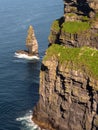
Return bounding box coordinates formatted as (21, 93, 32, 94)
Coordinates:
(0, 0, 63, 130)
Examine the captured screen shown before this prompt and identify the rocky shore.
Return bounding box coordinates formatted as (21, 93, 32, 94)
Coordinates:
(32, 0, 98, 130)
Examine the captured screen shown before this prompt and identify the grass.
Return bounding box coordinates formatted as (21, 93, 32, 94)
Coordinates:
(82, 16, 89, 22)
(62, 21, 90, 34)
(50, 20, 91, 35)
(51, 20, 60, 32)
(95, 13, 98, 19)
(66, 13, 76, 17)
(44, 44, 98, 80)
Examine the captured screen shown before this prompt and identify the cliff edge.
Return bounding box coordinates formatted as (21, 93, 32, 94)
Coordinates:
(33, 45, 98, 130)
(33, 0, 98, 130)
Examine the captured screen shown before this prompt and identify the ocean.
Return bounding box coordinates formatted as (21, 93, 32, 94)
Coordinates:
(0, 0, 63, 130)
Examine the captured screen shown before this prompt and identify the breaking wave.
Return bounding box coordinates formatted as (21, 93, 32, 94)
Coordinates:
(16, 110, 45, 130)
(14, 52, 39, 60)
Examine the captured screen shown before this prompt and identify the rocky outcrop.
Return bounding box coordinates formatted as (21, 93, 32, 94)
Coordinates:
(48, 0, 98, 48)
(33, 45, 98, 130)
(26, 25, 39, 56)
(63, 0, 98, 20)
(49, 17, 98, 48)
(15, 25, 39, 57)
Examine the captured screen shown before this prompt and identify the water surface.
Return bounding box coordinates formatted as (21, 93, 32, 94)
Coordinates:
(0, 0, 63, 129)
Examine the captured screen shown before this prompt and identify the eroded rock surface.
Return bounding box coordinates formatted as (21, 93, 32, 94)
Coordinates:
(48, 0, 98, 48)
(26, 25, 39, 56)
(33, 56, 98, 130)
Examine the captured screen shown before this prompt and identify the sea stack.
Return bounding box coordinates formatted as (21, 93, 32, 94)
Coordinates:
(15, 25, 39, 59)
(26, 25, 39, 56)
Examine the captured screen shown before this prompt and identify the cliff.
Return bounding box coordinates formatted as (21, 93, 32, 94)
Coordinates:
(33, 45, 98, 130)
(49, 0, 98, 48)
(33, 0, 98, 130)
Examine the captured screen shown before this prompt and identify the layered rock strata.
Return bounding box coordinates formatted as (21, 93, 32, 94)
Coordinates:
(49, 0, 98, 48)
(63, 0, 98, 19)
(33, 45, 98, 130)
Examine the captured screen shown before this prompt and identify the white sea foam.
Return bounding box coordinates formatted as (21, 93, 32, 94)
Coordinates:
(14, 52, 39, 60)
(16, 110, 45, 130)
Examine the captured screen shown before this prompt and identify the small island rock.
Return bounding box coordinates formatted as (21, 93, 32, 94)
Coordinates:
(26, 25, 39, 56)
(15, 25, 39, 58)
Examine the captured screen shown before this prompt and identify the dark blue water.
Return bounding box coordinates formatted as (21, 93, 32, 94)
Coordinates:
(0, 0, 63, 130)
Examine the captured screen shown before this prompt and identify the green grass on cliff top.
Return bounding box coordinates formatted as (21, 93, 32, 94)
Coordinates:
(51, 19, 90, 34)
(51, 20, 60, 32)
(44, 44, 98, 79)
(62, 21, 90, 34)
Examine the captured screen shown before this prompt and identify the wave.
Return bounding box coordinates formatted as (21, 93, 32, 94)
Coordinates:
(14, 52, 40, 61)
(16, 110, 45, 130)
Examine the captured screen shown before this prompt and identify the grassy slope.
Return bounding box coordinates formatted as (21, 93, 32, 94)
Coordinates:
(51, 19, 90, 34)
(44, 44, 98, 79)
(62, 21, 90, 34)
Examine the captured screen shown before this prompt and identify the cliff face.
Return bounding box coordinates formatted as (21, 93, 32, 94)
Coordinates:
(63, 0, 98, 18)
(33, 45, 98, 130)
(49, 0, 98, 48)
(49, 23, 98, 48)
(33, 0, 98, 130)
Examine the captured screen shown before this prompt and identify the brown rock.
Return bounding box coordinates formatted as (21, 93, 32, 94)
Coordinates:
(26, 25, 39, 55)
(15, 25, 39, 57)
(49, 0, 98, 48)
(33, 55, 98, 130)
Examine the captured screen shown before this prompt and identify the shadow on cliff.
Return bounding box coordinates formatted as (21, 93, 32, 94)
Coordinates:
(64, 0, 94, 17)
(77, 0, 94, 17)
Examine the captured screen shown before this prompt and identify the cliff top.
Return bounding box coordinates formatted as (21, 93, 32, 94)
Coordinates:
(44, 44, 98, 80)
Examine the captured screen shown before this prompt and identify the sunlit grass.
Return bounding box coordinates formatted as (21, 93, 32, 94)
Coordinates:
(62, 21, 90, 34)
(44, 44, 98, 79)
